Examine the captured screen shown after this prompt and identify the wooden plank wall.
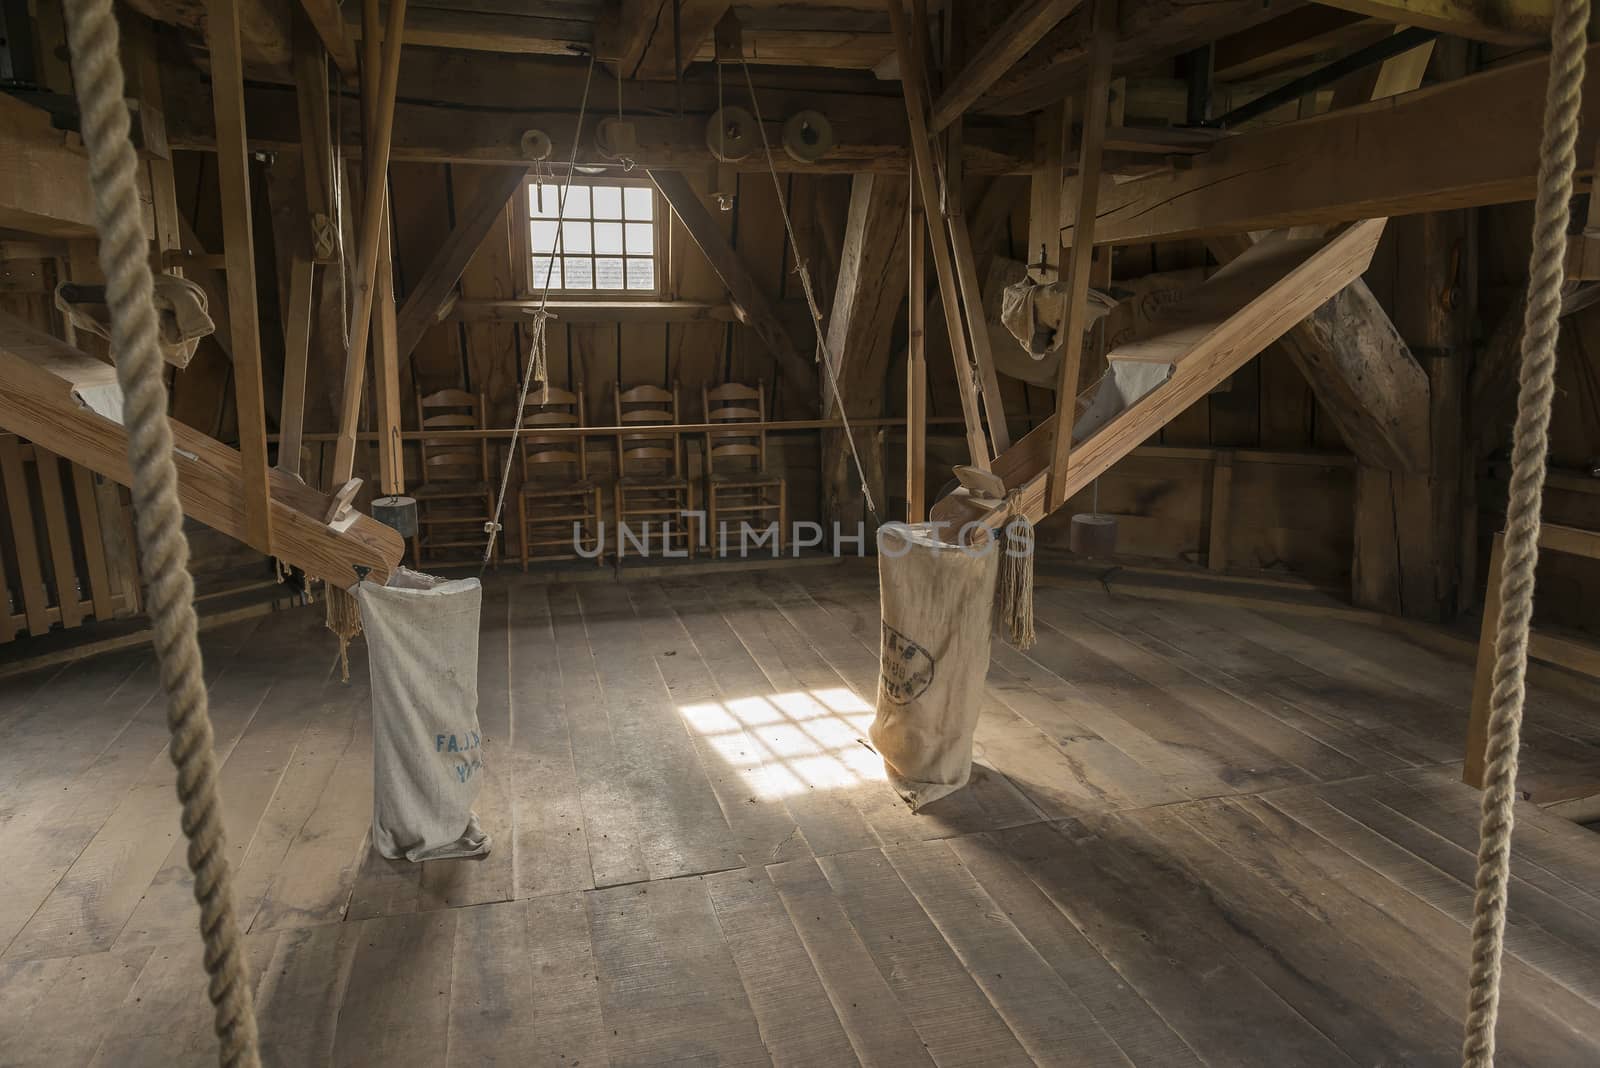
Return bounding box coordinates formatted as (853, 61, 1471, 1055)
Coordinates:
(1476, 202, 1600, 637)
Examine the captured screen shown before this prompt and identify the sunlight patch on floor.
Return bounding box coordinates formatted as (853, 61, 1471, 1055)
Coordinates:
(679, 688, 883, 799)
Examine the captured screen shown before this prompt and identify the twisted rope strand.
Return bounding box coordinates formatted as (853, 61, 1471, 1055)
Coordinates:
(1462, 0, 1588, 1063)
(60, 0, 259, 1064)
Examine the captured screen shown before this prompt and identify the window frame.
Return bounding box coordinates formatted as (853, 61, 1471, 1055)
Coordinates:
(518, 175, 669, 301)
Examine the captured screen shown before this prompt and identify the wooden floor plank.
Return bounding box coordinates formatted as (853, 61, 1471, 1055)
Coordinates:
(768, 855, 936, 1067)
(626, 580, 812, 867)
(884, 839, 1133, 1066)
(585, 875, 768, 1066)
(576, 583, 743, 882)
(254, 923, 362, 1067)
(816, 848, 1035, 1067)
(505, 580, 595, 898)
(0, 946, 153, 1067)
(332, 910, 459, 1066)
(662, 579, 881, 861)
(703, 866, 858, 1066)
(1118, 804, 1457, 1063)
(992, 820, 1353, 1065)
(947, 834, 1203, 1066)
(1233, 792, 1600, 1062)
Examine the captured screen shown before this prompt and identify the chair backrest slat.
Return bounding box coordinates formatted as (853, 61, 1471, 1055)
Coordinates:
(615, 381, 682, 480)
(417, 389, 490, 485)
(702, 380, 769, 477)
(519, 381, 587, 483)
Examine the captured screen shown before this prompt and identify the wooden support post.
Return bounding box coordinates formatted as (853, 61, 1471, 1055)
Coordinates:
(1029, 102, 1067, 280)
(821, 173, 907, 533)
(206, 0, 274, 553)
(277, 255, 314, 478)
(1046, 0, 1114, 513)
(1207, 450, 1233, 572)
(886, 0, 990, 471)
(908, 178, 927, 523)
(332, 0, 406, 486)
(372, 220, 404, 495)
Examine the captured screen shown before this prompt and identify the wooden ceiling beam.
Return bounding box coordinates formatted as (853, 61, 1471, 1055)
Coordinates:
(295, 0, 360, 75)
(1312, 0, 1549, 45)
(124, 0, 293, 71)
(162, 69, 1034, 173)
(635, 0, 730, 79)
(978, 0, 1302, 116)
(929, 0, 1083, 133)
(348, 4, 588, 56)
(1067, 44, 1600, 247)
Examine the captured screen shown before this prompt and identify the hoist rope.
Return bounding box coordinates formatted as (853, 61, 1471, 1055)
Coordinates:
(735, 56, 880, 521)
(1461, 0, 1587, 1063)
(60, 0, 260, 1062)
(481, 52, 597, 570)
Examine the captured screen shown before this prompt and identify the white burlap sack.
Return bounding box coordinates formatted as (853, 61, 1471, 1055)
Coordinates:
(359, 568, 492, 862)
(871, 524, 999, 810)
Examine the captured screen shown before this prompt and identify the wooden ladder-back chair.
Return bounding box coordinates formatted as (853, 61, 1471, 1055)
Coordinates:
(517, 382, 602, 568)
(702, 381, 785, 557)
(613, 381, 693, 560)
(413, 389, 496, 566)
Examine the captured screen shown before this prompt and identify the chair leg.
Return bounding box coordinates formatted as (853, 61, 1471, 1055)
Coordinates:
(778, 480, 788, 556)
(707, 487, 718, 559)
(614, 484, 624, 563)
(518, 494, 529, 572)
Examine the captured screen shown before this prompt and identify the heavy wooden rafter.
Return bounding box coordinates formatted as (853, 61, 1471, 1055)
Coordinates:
(648, 169, 815, 399)
(1314, 0, 1550, 44)
(0, 312, 403, 590)
(928, 0, 1083, 132)
(934, 220, 1385, 532)
(395, 165, 532, 362)
(1068, 43, 1600, 246)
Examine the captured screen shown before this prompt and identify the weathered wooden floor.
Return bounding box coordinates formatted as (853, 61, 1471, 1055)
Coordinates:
(2, 564, 1599, 1066)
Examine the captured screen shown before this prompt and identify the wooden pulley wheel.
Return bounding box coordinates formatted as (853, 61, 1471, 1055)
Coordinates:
(519, 129, 554, 162)
(782, 110, 834, 163)
(706, 106, 757, 162)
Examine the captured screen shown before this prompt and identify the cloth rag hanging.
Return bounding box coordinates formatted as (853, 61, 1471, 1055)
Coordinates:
(54, 273, 214, 368)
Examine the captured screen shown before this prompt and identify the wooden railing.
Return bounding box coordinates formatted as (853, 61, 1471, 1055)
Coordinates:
(0, 434, 140, 643)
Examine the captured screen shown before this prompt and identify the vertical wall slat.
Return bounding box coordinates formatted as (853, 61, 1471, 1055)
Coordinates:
(0, 435, 50, 634)
(32, 447, 84, 628)
(71, 464, 116, 620)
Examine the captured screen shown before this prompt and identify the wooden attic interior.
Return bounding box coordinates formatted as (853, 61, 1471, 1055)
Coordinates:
(3, 0, 1600, 1063)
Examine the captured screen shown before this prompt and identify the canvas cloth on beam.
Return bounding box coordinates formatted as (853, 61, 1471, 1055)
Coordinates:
(359, 568, 492, 862)
(871, 524, 999, 810)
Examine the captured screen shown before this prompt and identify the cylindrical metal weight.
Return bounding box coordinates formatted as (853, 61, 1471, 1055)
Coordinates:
(1068, 513, 1118, 558)
(371, 495, 419, 539)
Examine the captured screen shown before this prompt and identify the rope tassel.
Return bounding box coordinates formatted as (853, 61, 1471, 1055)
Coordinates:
(996, 493, 1036, 650)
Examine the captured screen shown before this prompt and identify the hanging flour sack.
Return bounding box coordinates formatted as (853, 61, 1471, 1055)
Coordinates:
(359, 568, 492, 862)
(871, 523, 1000, 810)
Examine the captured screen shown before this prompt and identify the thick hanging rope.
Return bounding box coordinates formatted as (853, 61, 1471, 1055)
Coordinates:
(1462, 1, 1588, 1063)
(60, 1, 260, 1064)
(482, 53, 597, 569)
(737, 57, 880, 521)
(996, 490, 1036, 649)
